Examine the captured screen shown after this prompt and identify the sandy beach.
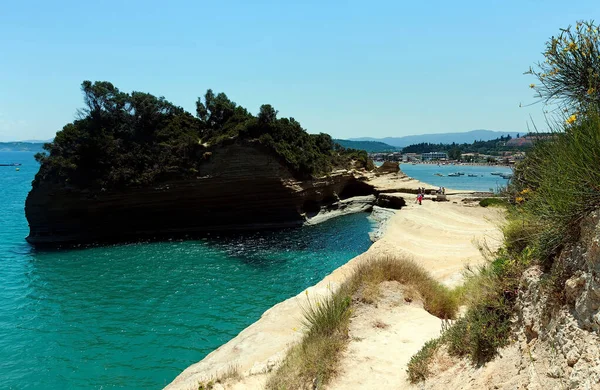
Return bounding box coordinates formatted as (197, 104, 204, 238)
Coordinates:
(165, 173, 504, 390)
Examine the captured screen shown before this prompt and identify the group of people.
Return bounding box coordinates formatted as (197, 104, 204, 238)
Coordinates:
(415, 186, 445, 205)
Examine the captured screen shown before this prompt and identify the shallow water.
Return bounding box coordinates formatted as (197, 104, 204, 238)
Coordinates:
(0, 151, 373, 389)
(399, 163, 512, 191)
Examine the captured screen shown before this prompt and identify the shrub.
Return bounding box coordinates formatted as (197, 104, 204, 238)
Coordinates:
(479, 197, 508, 208)
(406, 338, 442, 383)
(527, 20, 600, 111)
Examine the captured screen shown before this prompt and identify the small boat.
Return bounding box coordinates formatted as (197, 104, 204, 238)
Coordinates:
(500, 173, 513, 179)
(490, 172, 503, 176)
(15, 168, 20, 171)
(448, 172, 460, 177)
(434, 173, 444, 177)
(457, 172, 465, 175)
(0, 163, 21, 166)
(467, 174, 478, 177)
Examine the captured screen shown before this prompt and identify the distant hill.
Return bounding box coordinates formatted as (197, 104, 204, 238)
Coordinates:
(334, 139, 398, 152)
(0, 142, 45, 152)
(350, 130, 521, 148)
(18, 138, 54, 143)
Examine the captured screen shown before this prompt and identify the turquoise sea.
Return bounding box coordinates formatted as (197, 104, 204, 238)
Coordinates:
(399, 163, 512, 192)
(0, 151, 373, 389)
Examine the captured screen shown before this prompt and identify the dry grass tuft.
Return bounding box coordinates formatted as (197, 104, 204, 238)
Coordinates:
(266, 255, 458, 389)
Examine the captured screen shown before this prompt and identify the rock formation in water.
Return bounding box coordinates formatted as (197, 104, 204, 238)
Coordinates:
(26, 140, 375, 246)
(25, 81, 394, 246)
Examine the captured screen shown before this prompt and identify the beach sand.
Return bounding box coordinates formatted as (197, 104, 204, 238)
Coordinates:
(164, 174, 504, 390)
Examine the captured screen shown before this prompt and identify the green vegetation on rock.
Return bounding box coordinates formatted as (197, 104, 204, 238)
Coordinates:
(34, 81, 372, 190)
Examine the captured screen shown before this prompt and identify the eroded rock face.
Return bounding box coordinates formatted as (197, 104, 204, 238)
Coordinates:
(511, 212, 600, 388)
(376, 161, 400, 174)
(25, 141, 375, 246)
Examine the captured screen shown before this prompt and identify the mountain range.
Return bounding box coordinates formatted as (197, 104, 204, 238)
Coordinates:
(0, 142, 45, 152)
(349, 130, 521, 148)
(334, 139, 398, 152)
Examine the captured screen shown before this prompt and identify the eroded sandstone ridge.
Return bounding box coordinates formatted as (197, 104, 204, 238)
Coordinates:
(25, 141, 374, 246)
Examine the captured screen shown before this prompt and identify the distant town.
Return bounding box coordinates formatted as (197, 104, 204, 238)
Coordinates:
(337, 134, 539, 165)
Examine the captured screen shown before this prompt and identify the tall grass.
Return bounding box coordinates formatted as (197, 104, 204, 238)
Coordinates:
(510, 110, 600, 259)
(266, 256, 457, 390)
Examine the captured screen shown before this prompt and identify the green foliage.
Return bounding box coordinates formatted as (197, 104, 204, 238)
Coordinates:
(479, 197, 508, 208)
(527, 20, 600, 111)
(447, 147, 461, 160)
(509, 110, 600, 260)
(406, 338, 442, 383)
(35, 81, 371, 190)
(401, 134, 527, 157)
(508, 21, 600, 261)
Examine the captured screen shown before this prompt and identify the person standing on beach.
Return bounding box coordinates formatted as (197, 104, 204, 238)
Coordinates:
(417, 193, 423, 205)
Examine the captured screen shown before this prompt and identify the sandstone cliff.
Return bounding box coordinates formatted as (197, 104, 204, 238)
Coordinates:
(25, 141, 374, 246)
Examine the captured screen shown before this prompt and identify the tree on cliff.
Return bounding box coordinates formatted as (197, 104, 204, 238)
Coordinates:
(34, 81, 373, 190)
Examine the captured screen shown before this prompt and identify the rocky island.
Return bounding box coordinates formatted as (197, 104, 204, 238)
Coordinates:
(26, 82, 378, 246)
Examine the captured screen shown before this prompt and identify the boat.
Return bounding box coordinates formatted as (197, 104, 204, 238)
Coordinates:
(448, 172, 460, 177)
(0, 163, 21, 166)
(434, 173, 444, 177)
(457, 172, 465, 175)
(490, 172, 503, 176)
(500, 173, 513, 179)
(467, 174, 478, 177)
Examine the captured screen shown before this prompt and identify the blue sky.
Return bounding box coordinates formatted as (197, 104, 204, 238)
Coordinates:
(0, 0, 597, 141)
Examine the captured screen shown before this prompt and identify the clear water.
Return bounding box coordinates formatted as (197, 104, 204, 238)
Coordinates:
(399, 163, 512, 192)
(0, 151, 373, 389)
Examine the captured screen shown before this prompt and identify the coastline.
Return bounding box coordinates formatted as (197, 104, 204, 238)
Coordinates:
(165, 173, 504, 389)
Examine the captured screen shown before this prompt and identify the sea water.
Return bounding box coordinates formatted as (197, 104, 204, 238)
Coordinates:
(0, 151, 373, 389)
(400, 163, 512, 192)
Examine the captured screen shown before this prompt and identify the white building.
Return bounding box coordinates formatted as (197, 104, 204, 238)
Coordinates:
(421, 152, 448, 161)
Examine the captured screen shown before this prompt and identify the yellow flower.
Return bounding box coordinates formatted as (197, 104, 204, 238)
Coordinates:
(529, 83, 535, 89)
(588, 87, 596, 95)
(568, 42, 578, 51)
(566, 114, 577, 124)
(520, 188, 531, 195)
(516, 196, 525, 204)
